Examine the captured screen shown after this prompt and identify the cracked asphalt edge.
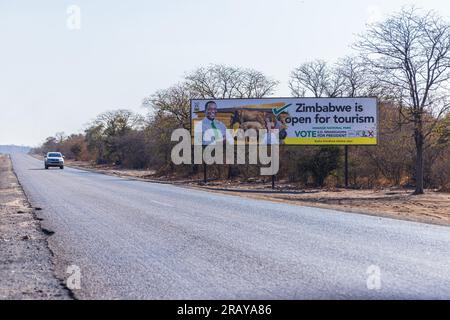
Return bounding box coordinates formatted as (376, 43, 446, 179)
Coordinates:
(1, 154, 74, 300)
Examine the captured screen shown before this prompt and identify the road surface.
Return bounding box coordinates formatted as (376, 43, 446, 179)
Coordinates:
(10, 154, 450, 299)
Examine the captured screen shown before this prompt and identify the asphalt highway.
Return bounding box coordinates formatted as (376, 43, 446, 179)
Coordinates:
(11, 154, 450, 299)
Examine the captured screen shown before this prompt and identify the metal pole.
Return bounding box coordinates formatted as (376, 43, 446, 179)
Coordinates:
(271, 144, 276, 190)
(344, 145, 349, 188)
(203, 162, 207, 184)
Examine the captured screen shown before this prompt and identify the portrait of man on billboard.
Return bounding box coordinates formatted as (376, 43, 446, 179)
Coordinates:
(194, 100, 227, 145)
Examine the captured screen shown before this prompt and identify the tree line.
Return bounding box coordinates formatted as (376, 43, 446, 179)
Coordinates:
(33, 8, 450, 193)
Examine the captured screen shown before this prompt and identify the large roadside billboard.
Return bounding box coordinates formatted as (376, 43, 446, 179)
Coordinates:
(191, 97, 378, 145)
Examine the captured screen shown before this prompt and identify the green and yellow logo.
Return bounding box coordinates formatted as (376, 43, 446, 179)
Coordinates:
(272, 104, 291, 118)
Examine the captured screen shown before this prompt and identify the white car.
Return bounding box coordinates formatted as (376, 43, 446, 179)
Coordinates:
(44, 152, 65, 169)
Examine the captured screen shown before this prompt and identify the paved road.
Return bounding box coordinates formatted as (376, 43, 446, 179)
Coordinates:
(10, 154, 450, 299)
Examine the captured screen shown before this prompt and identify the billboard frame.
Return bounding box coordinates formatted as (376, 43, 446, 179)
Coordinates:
(189, 96, 379, 147)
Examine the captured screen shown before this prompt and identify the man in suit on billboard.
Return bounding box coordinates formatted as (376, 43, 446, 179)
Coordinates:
(194, 101, 228, 145)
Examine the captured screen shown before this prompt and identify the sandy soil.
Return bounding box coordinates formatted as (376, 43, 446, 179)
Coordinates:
(69, 162, 156, 179)
(0, 154, 70, 299)
(193, 183, 450, 227)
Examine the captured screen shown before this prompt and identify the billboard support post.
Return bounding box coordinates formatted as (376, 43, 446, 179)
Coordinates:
(271, 146, 276, 190)
(203, 162, 207, 184)
(344, 145, 349, 188)
(201, 144, 207, 184)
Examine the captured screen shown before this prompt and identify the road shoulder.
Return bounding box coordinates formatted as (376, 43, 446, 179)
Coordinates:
(0, 154, 71, 299)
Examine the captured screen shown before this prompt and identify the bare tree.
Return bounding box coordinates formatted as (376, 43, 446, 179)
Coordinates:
(336, 56, 371, 97)
(94, 109, 144, 135)
(289, 60, 345, 97)
(185, 64, 278, 99)
(143, 82, 192, 129)
(144, 65, 278, 130)
(236, 69, 279, 98)
(355, 7, 450, 194)
(55, 132, 67, 144)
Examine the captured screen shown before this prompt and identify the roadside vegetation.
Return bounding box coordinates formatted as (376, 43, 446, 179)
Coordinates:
(32, 8, 450, 193)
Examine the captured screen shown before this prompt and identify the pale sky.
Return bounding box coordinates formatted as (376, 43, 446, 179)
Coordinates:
(1, 0, 449, 146)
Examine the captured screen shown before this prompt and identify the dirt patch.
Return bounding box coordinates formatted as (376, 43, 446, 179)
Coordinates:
(190, 183, 450, 227)
(0, 154, 71, 299)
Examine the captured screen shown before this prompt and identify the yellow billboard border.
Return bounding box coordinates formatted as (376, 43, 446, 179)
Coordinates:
(190, 97, 379, 146)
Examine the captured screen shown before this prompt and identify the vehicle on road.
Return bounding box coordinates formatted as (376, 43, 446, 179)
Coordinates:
(44, 152, 64, 169)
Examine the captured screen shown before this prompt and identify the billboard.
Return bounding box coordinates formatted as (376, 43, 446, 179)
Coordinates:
(191, 97, 378, 145)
